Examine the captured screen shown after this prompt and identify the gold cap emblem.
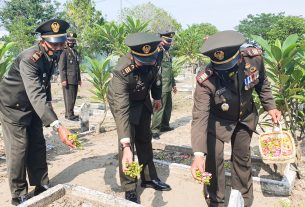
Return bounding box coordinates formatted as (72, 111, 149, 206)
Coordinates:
(142, 45, 151, 54)
(214, 50, 225, 61)
(51, 22, 60, 33)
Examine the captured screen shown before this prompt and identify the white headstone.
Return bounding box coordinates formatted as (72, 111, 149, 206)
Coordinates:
(80, 103, 90, 132)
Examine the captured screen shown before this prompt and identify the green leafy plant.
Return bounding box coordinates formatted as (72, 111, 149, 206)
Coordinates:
(124, 162, 143, 178)
(195, 169, 212, 185)
(68, 134, 83, 150)
(84, 55, 113, 129)
(99, 16, 149, 56)
(0, 42, 15, 80)
(251, 34, 305, 154)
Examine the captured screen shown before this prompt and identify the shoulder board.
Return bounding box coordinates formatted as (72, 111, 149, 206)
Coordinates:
(157, 45, 164, 52)
(196, 68, 213, 84)
(30, 51, 43, 63)
(121, 64, 136, 76)
(241, 47, 262, 57)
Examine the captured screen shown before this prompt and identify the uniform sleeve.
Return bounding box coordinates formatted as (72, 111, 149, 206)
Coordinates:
(191, 82, 211, 154)
(111, 71, 131, 141)
(46, 82, 52, 102)
(58, 51, 67, 82)
(171, 71, 176, 87)
(151, 66, 162, 100)
(19, 59, 58, 126)
(255, 57, 276, 111)
(76, 51, 81, 81)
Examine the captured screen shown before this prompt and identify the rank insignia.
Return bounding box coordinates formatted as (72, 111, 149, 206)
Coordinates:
(196, 68, 213, 84)
(30, 51, 42, 62)
(245, 63, 251, 69)
(121, 64, 136, 76)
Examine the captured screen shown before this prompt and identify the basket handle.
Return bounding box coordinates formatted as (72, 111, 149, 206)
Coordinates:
(273, 123, 284, 156)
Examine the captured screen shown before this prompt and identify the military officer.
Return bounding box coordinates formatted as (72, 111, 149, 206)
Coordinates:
(151, 31, 177, 140)
(190, 31, 281, 207)
(58, 32, 81, 121)
(107, 32, 171, 203)
(0, 19, 75, 205)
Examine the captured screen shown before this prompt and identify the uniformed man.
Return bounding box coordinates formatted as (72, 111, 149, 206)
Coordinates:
(58, 32, 81, 121)
(190, 31, 281, 207)
(107, 32, 171, 203)
(151, 31, 177, 140)
(0, 19, 76, 205)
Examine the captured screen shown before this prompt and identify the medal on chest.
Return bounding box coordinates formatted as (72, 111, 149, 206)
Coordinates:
(221, 102, 229, 111)
(244, 63, 259, 90)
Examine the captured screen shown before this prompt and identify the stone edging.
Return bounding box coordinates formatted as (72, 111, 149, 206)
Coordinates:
(153, 157, 296, 196)
(19, 184, 143, 207)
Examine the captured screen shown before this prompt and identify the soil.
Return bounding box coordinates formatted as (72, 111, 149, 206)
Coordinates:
(47, 195, 106, 207)
(0, 72, 304, 207)
(153, 149, 283, 181)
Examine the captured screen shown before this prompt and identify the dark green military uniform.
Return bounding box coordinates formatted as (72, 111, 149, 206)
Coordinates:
(191, 31, 276, 207)
(0, 19, 69, 203)
(151, 31, 176, 136)
(107, 33, 170, 196)
(58, 33, 81, 120)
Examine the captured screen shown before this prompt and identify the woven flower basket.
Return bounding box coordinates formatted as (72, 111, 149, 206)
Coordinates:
(259, 125, 296, 164)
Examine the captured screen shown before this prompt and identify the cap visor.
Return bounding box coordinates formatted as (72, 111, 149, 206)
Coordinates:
(43, 35, 67, 43)
(212, 54, 241, 71)
(133, 53, 158, 65)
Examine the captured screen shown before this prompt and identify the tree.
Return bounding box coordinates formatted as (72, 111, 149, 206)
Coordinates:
(173, 23, 218, 95)
(85, 55, 113, 131)
(99, 16, 149, 56)
(252, 34, 305, 154)
(0, 0, 61, 53)
(266, 16, 305, 43)
(237, 13, 284, 40)
(120, 2, 181, 33)
(64, 0, 105, 56)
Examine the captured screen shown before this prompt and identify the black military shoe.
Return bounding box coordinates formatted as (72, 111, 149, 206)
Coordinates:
(152, 133, 160, 140)
(141, 178, 171, 191)
(11, 195, 28, 206)
(34, 185, 50, 196)
(67, 115, 79, 121)
(160, 127, 174, 132)
(125, 190, 139, 203)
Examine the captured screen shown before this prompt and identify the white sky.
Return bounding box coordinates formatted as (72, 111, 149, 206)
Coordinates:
(1, 0, 305, 36)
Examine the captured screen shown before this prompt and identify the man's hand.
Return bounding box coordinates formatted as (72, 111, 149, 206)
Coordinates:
(191, 156, 205, 181)
(61, 80, 67, 87)
(58, 126, 75, 149)
(268, 109, 282, 124)
(153, 99, 162, 112)
(172, 86, 177, 94)
(78, 81, 82, 86)
(122, 147, 133, 172)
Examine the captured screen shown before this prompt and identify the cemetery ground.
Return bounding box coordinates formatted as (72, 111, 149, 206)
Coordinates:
(0, 72, 305, 207)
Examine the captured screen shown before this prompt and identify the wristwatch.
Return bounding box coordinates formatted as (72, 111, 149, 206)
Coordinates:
(120, 142, 131, 151)
(51, 120, 62, 132)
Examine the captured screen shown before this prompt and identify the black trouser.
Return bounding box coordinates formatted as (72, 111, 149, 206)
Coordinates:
(117, 107, 158, 192)
(0, 113, 49, 198)
(205, 123, 253, 207)
(151, 92, 172, 133)
(63, 84, 78, 117)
